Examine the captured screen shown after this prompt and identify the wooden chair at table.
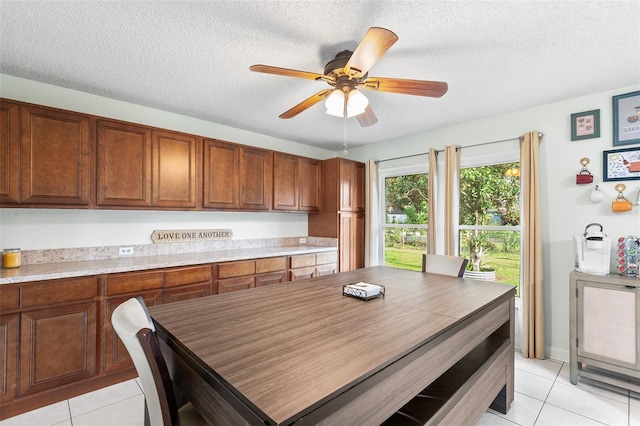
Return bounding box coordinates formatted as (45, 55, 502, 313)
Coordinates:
(111, 297, 207, 426)
(421, 253, 469, 277)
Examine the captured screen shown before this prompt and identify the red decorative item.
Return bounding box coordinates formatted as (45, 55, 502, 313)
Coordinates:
(576, 157, 594, 184)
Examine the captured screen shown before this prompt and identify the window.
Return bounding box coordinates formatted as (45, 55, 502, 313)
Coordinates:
(459, 162, 521, 296)
(382, 172, 428, 271)
(378, 151, 522, 298)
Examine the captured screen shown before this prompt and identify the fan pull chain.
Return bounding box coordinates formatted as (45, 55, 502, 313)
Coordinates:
(343, 93, 348, 155)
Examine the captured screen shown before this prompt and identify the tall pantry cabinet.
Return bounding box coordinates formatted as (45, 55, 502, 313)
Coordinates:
(308, 158, 365, 272)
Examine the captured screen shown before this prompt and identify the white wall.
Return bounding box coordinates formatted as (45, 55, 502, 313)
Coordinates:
(0, 74, 337, 249)
(348, 83, 640, 361)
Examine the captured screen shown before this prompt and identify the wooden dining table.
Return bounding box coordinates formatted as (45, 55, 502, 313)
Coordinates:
(149, 266, 515, 425)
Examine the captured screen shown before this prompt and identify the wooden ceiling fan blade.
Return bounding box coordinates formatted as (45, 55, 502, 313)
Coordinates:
(250, 64, 333, 82)
(362, 77, 448, 97)
(344, 27, 398, 79)
(356, 105, 378, 127)
(279, 89, 332, 119)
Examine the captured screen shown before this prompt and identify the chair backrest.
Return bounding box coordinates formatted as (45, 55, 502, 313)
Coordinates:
(112, 297, 179, 426)
(422, 254, 469, 277)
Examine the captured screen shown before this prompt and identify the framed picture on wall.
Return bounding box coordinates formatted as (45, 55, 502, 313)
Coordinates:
(603, 146, 640, 181)
(613, 90, 640, 146)
(570, 109, 600, 141)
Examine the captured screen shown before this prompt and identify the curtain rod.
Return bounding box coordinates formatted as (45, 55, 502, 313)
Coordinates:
(374, 132, 543, 165)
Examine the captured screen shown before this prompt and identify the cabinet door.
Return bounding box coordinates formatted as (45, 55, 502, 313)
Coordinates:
(339, 212, 365, 272)
(0, 101, 19, 204)
(20, 105, 91, 205)
(165, 283, 211, 303)
(217, 276, 255, 294)
(239, 147, 272, 210)
(273, 152, 298, 211)
(354, 212, 365, 269)
(255, 272, 286, 287)
(152, 130, 198, 208)
(104, 292, 163, 373)
(299, 157, 321, 212)
(203, 139, 239, 209)
(354, 161, 366, 213)
(97, 120, 152, 207)
(0, 314, 18, 403)
(339, 212, 354, 272)
(339, 159, 355, 211)
(289, 267, 315, 281)
(19, 302, 97, 396)
(577, 281, 639, 369)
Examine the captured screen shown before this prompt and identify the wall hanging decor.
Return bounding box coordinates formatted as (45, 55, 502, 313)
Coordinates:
(576, 157, 594, 184)
(589, 185, 604, 203)
(571, 109, 600, 141)
(612, 183, 633, 213)
(612, 90, 640, 146)
(603, 146, 640, 181)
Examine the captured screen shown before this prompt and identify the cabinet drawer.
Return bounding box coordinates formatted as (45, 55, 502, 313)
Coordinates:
(21, 277, 98, 308)
(256, 257, 286, 274)
(165, 265, 211, 287)
(106, 271, 163, 295)
(316, 251, 338, 265)
(218, 261, 255, 279)
(290, 254, 316, 269)
(0, 285, 20, 311)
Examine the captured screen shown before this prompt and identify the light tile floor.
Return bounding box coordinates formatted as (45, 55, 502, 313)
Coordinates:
(2, 352, 639, 425)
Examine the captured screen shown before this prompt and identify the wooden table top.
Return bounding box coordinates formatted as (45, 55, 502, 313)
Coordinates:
(149, 266, 514, 425)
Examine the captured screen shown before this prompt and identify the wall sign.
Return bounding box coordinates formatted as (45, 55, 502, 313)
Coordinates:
(151, 229, 233, 244)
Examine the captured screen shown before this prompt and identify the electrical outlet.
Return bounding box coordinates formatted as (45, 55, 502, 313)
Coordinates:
(119, 247, 134, 256)
(299, 237, 307, 244)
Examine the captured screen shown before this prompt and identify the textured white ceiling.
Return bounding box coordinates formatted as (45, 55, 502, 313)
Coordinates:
(1, 1, 639, 151)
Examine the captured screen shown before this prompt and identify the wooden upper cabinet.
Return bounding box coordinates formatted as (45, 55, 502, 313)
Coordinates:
(338, 159, 365, 212)
(320, 157, 365, 213)
(273, 152, 298, 211)
(0, 100, 19, 204)
(97, 119, 152, 207)
(354, 161, 365, 212)
(152, 130, 198, 209)
(299, 157, 321, 212)
(273, 152, 320, 212)
(20, 105, 91, 205)
(239, 146, 272, 211)
(203, 138, 240, 209)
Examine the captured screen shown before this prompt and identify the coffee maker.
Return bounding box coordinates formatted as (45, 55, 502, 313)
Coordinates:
(573, 223, 611, 275)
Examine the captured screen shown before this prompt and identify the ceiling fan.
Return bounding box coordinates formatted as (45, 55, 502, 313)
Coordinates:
(249, 27, 448, 127)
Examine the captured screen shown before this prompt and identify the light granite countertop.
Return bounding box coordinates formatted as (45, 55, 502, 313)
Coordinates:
(0, 245, 338, 285)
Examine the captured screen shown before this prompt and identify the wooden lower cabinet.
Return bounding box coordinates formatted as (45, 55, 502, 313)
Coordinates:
(216, 257, 286, 293)
(289, 251, 338, 281)
(19, 302, 98, 397)
(0, 253, 336, 420)
(0, 314, 19, 404)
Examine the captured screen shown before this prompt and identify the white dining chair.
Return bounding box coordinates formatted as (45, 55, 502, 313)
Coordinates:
(111, 297, 206, 426)
(421, 253, 469, 277)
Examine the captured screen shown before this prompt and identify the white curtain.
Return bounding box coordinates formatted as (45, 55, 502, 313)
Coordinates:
(520, 131, 544, 358)
(427, 148, 438, 254)
(365, 160, 379, 266)
(444, 145, 461, 256)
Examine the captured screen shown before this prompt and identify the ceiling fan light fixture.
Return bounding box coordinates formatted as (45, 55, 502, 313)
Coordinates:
(325, 89, 345, 117)
(346, 89, 368, 117)
(325, 88, 369, 118)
